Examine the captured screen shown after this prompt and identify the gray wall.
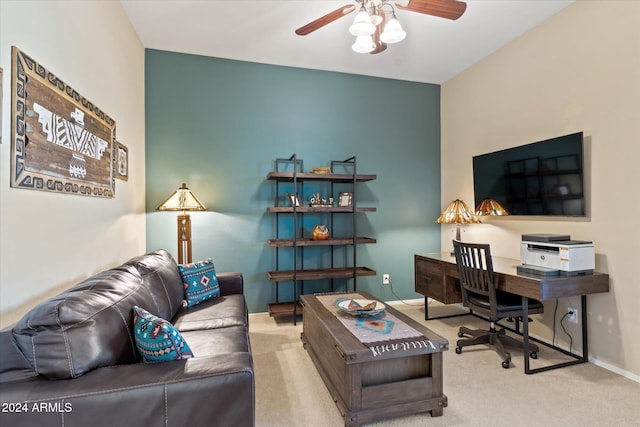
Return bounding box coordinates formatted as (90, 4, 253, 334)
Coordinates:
(145, 49, 441, 313)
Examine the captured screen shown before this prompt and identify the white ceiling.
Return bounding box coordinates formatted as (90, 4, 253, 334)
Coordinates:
(121, 0, 574, 84)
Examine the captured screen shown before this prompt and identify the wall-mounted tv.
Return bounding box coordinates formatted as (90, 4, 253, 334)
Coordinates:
(473, 132, 585, 217)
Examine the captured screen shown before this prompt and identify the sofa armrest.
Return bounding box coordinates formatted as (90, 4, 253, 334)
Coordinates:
(217, 272, 243, 296)
(0, 353, 254, 427)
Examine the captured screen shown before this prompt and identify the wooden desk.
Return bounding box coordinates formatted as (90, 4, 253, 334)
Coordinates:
(414, 253, 610, 374)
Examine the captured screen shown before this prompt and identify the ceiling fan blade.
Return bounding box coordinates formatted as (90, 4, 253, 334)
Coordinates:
(295, 5, 357, 36)
(396, 0, 467, 20)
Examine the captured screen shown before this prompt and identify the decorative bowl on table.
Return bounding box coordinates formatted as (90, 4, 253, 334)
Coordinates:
(338, 299, 386, 317)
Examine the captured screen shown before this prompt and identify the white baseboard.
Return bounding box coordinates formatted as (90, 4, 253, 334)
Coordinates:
(590, 358, 640, 383)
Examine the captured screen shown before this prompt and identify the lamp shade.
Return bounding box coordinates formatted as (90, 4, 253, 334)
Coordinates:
(352, 34, 375, 53)
(475, 198, 509, 216)
(380, 15, 406, 44)
(436, 199, 481, 224)
(349, 7, 376, 36)
(157, 183, 206, 212)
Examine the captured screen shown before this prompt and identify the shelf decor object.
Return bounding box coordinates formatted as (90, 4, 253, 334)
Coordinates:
(157, 183, 206, 265)
(311, 224, 330, 240)
(436, 199, 481, 254)
(475, 198, 509, 216)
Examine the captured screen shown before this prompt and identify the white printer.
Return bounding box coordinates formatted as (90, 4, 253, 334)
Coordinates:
(519, 234, 595, 276)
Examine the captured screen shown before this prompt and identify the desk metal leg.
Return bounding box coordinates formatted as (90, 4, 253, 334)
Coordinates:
(523, 295, 590, 374)
(424, 296, 472, 320)
(523, 297, 531, 373)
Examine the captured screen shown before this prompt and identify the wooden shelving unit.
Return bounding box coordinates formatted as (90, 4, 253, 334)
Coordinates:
(267, 237, 376, 247)
(267, 267, 376, 282)
(266, 171, 376, 182)
(265, 154, 376, 323)
(267, 301, 303, 317)
(266, 206, 376, 213)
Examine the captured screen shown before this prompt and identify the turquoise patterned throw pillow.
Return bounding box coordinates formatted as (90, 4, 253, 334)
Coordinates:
(178, 258, 220, 307)
(133, 306, 194, 362)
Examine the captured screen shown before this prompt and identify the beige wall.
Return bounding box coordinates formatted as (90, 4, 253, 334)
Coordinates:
(441, 1, 640, 379)
(0, 1, 146, 326)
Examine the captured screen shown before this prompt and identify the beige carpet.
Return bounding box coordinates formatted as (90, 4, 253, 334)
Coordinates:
(249, 300, 640, 427)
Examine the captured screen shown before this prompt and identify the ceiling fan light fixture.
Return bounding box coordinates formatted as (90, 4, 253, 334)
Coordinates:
(352, 34, 375, 53)
(370, 12, 383, 27)
(349, 7, 376, 36)
(380, 14, 406, 44)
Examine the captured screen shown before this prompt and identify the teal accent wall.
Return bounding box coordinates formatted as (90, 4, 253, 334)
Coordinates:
(145, 49, 441, 314)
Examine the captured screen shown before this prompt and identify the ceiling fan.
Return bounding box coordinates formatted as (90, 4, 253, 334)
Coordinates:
(295, 0, 467, 54)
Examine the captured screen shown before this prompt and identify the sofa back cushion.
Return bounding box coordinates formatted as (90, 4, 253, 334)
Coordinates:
(11, 250, 184, 380)
(123, 249, 184, 320)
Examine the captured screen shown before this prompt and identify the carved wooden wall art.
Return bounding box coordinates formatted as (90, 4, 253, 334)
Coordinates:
(10, 46, 116, 197)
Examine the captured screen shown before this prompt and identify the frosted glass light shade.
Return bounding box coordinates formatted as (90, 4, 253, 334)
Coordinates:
(380, 16, 406, 44)
(349, 9, 376, 36)
(352, 35, 375, 53)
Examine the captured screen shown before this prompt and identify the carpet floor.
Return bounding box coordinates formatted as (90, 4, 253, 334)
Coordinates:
(249, 300, 640, 427)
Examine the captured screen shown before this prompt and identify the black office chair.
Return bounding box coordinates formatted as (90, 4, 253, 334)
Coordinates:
(452, 240, 544, 368)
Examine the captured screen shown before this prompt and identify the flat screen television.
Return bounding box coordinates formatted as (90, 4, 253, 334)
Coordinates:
(473, 132, 585, 216)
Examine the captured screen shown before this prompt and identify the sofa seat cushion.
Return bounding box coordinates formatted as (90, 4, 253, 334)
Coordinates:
(180, 326, 250, 357)
(172, 294, 247, 332)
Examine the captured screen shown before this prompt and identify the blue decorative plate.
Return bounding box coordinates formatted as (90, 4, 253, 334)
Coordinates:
(338, 299, 386, 316)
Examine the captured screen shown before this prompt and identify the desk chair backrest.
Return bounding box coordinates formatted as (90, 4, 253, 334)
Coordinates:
(452, 240, 498, 316)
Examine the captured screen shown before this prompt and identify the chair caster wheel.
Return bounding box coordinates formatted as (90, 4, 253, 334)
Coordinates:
(457, 332, 464, 338)
(530, 352, 538, 359)
(455, 347, 462, 354)
(502, 361, 510, 369)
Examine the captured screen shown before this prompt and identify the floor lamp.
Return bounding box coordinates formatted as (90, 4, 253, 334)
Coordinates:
(157, 183, 206, 265)
(436, 199, 481, 256)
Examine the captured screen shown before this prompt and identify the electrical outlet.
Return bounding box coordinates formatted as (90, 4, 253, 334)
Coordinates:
(567, 307, 578, 324)
(382, 274, 390, 285)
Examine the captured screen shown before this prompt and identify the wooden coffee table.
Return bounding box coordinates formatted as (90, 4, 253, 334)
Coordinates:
(300, 292, 449, 427)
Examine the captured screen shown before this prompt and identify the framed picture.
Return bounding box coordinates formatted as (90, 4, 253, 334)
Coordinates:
(338, 192, 353, 207)
(116, 142, 128, 181)
(0, 67, 3, 144)
(10, 47, 116, 198)
(287, 192, 301, 207)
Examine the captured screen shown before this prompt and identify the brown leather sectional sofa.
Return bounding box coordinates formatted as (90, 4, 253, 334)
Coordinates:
(0, 249, 254, 426)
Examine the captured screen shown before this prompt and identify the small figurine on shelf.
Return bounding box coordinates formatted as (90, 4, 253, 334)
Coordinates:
(311, 166, 332, 174)
(309, 192, 332, 207)
(311, 224, 330, 240)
